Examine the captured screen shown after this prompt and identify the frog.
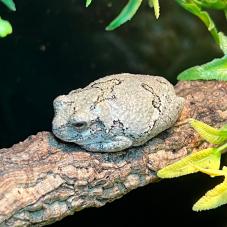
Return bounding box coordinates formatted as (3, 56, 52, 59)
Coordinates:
(52, 73, 184, 152)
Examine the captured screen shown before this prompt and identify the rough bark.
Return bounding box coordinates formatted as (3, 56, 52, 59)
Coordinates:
(0, 81, 227, 226)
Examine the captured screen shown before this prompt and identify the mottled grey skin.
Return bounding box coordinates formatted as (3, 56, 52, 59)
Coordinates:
(52, 73, 184, 152)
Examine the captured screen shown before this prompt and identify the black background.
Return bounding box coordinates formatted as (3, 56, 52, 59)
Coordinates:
(0, 1, 227, 226)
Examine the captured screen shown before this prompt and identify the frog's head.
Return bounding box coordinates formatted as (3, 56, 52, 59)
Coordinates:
(52, 88, 108, 146)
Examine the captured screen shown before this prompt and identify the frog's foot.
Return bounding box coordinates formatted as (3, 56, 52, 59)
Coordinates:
(82, 136, 133, 152)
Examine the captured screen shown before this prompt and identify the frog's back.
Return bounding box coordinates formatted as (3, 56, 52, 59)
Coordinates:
(88, 73, 184, 146)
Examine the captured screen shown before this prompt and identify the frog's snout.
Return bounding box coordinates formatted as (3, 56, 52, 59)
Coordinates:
(53, 95, 71, 111)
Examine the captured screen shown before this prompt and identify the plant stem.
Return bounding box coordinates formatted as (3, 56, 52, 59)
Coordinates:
(175, 0, 220, 45)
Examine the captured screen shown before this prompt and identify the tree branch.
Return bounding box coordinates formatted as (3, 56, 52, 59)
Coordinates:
(0, 81, 227, 226)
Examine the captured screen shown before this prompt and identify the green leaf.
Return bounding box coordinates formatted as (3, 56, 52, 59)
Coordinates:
(157, 147, 221, 178)
(193, 0, 227, 10)
(190, 119, 227, 145)
(0, 0, 16, 11)
(219, 32, 227, 54)
(192, 165, 226, 177)
(192, 166, 227, 211)
(105, 0, 143, 31)
(175, 0, 219, 45)
(157, 148, 221, 178)
(148, 0, 160, 19)
(177, 55, 227, 81)
(225, 9, 227, 19)
(193, 178, 227, 211)
(85, 0, 92, 7)
(0, 17, 12, 38)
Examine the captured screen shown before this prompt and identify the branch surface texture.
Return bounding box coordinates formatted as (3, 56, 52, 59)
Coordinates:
(0, 81, 227, 226)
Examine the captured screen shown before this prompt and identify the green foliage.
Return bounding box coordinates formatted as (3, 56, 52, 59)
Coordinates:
(175, 0, 220, 45)
(219, 32, 227, 54)
(176, 0, 227, 81)
(148, 0, 160, 19)
(192, 166, 227, 211)
(86, 0, 160, 30)
(86, 0, 227, 81)
(0, 0, 16, 11)
(106, 0, 143, 31)
(0, 17, 12, 37)
(177, 55, 227, 81)
(85, 0, 225, 45)
(157, 119, 227, 211)
(85, 0, 92, 8)
(193, 0, 227, 10)
(157, 147, 221, 178)
(189, 119, 227, 144)
(0, 0, 15, 38)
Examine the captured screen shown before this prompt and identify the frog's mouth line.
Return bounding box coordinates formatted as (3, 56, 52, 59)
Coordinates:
(61, 133, 107, 145)
(62, 132, 118, 146)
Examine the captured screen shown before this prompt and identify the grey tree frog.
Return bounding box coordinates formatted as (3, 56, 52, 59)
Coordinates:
(52, 73, 184, 152)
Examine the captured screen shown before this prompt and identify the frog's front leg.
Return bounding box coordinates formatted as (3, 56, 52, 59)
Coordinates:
(82, 136, 133, 152)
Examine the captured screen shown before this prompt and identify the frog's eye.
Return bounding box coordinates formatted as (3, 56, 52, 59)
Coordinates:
(73, 121, 87, 130)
